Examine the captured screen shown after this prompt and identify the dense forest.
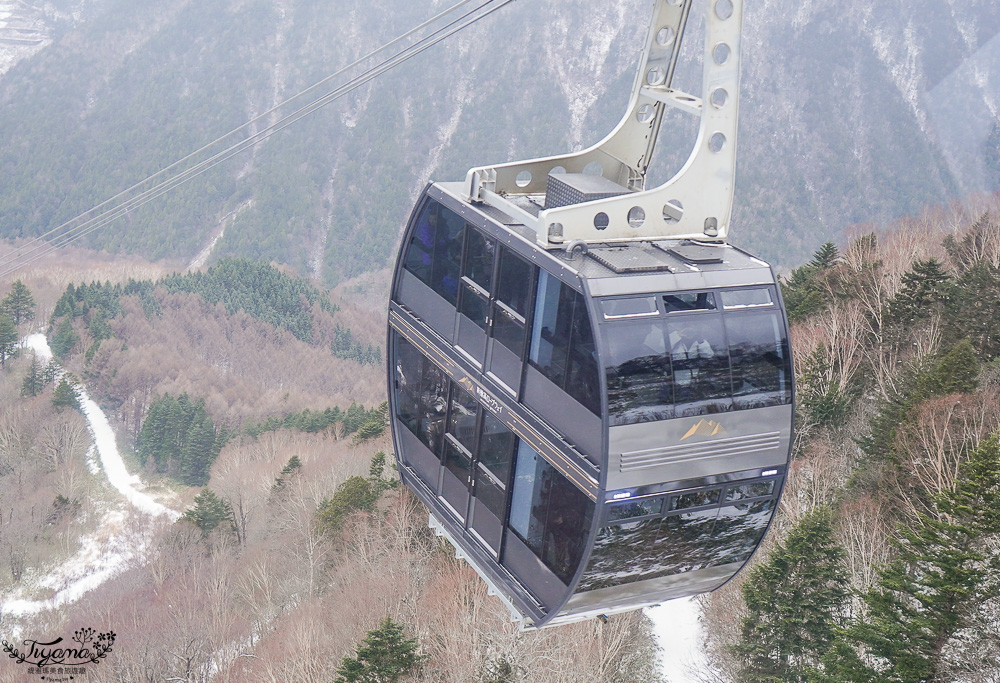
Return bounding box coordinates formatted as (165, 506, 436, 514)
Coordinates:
(701, 195, 1000, 683)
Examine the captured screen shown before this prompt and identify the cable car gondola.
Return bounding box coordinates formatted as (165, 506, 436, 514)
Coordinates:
(387, 0, 792, 628)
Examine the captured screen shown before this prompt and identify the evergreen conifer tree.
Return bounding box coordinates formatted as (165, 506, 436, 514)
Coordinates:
(1, 280, 35, 326)
(20, 356, 43, 397)
(50, 318, 79, 359)
(781, 242, 841, 322)
(271, 455, 303, 496)
(731, 507, 850, 683)
(51, 376, 81, 411)
(884, 258, 952, 330)
(335, 616, 426, 683)
(0, 313, 17, 368)
(826, 435, 1000, 682)
(182, 489, 234, 537)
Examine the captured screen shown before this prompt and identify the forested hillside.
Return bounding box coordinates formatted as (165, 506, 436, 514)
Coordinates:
(1, 0, 999, 281)
(702, 195, 1000, 682)
(0, 257, 662, 682)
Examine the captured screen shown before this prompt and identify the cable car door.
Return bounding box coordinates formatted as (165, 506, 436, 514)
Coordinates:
(456, 228, 531, 394)
(439, 383, 515, 556)
(440, 386, 479, 522)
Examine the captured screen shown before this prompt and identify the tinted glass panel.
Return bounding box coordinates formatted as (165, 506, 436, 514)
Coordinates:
(529, 271, 572, 387)
(459, 280, 490, 330)
(529, 272, 600, 416)
(576, 518, 664, 592)
(577, 479, 780, 593)
(478, 413, 515, 483)
(602, 297, 658, 319)
(393, 337, 448, 455)
(463, 228, 495, 291)
(496, 250, 532, 317)
(667, 315, 732, 415)
(671, 489, 721, 510)
(706, 500, 774, 566)
(726, 312, 791, 410)
(493, 306, 526, 358)
(607, 497, 664, 522)
(403, 202, 437, 285)
(443, 436, 473, 486)
(447, 386, 479, 450)
(507, 442, 594, 584)
(403, 201, 464, 305)
(566, 302, 600, 415)
(474, 470, 507, 520)
(664, 292, 717, 313)
(605, 320, 673, 425)
(725, 481, 776, 502)
(721, 288, 774, 309)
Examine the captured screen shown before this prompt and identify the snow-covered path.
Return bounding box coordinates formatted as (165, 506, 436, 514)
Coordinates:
(647, 598, 708, 682)
(0, 334, 180, 617)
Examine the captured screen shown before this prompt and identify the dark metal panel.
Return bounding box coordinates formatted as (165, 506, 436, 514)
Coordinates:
(502, 531, 568, 612)
(456, 313, 487, 364)
(397, 424, 441, 493)
(487, 341, 522, 394)
(586, 267, 775, 297)
(397, 270, 457, 344)
(606, 405, 792, 490)
(523, 364, 604, 467)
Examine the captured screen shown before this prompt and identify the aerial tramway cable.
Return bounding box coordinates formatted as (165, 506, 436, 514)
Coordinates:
(0, 0, 517, 279)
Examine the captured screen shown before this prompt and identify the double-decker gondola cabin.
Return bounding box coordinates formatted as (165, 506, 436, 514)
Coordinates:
(388, 0, 793, 628)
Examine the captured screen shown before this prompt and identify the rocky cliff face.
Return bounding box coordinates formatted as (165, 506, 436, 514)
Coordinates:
(0, 0, 997, 282)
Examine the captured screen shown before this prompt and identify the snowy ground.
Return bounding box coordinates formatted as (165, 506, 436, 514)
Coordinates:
(648, 598, 708, 682)
(0, 334, 179, 617)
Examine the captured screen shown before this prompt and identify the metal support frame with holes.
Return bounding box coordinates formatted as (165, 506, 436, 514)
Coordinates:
(465, 0, 741, 247)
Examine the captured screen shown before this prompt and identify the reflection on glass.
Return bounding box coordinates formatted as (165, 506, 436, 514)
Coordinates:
(605, 321, 673, 425)
(447, 386, 479, 450)
(496, 250, 531, 317)
(529, 272, 600, 415)
(443, 436, 472, 485)
(663, 292, 717, 313)
(671, 489, 721, 510)
(478, 413, 515, 483)
(507, 442, 594, 584)
(726, 312, 791, 409)
(577, 518, 664, 591)
(529, 271, 570, 387)
(577, 481, 780, 594)
(709, 500, 774, 566)
(602, 297, 658, 319)
(667, 315, 732, 415)
(566, 302, 600, 415)
(460, 280, 490, 330)
(721, 288, 773, 309)
(403, 200, 464, 305)
(725, 481, 775, 502)
(601, 287, 792, 423)
(463, 228, 495, 291)
(394, 336, 448, 455)
(607, 497, 664, 522)
(474, 470, 507, 520)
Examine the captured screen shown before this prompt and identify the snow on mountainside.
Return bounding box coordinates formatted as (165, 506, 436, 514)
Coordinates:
(0, 0, 998, 280)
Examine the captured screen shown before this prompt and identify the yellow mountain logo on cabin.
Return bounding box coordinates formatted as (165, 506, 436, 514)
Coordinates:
(680, 419, 726, 441)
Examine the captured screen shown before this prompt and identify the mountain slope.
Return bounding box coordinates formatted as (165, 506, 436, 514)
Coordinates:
(0, 0, 998, 280)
